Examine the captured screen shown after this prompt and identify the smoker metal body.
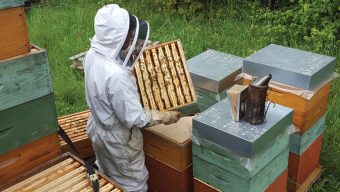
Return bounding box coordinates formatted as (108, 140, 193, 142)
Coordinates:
(242, 44, 336, 90)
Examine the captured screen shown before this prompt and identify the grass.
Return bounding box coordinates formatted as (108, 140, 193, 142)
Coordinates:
(26, 0, 339, 191)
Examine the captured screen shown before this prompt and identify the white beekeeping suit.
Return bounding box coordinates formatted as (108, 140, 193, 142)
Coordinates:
(84, 4, 180, 192)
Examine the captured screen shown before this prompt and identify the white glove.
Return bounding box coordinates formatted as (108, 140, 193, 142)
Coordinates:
(149, 110, 181, 126)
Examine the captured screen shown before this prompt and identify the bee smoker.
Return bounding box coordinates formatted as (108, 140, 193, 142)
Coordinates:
(244, 74, 272, 125)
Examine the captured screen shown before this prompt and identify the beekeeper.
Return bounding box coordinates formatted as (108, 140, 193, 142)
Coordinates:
(84, 4, 180, 192)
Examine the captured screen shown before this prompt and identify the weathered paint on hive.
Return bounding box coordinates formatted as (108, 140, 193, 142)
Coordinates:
(187, 49, 242, 93)
(0, 47, 53, 111)
(192, 128, 289, 179)
(289, 115, 325, 155)
(0, 0, 24, 9)
(243, 44, 336, 90)
(193, 98, 293, 158)
(0, 94, 58, 154)
(193, 148, 289, 192)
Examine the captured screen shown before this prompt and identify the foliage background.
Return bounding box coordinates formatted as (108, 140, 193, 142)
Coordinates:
(26, 0, 339, 191)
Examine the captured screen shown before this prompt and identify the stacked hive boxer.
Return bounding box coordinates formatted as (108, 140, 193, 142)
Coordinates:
(242, 44, 336, 191)
(187, 49, 242, 111)
(142, 117, 194, 192)
(58, 110, 94, 158)
(134, 40, 198, 114)
(3, 153, 126, 192)
(0, 1, 60, 189)
(192, 98, 293, 192)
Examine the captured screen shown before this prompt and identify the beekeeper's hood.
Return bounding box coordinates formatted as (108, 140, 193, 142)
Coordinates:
(91, 4, 149, 69)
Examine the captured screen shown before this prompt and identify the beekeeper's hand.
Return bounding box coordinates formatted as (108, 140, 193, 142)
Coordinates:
(149, 110, 181, 126)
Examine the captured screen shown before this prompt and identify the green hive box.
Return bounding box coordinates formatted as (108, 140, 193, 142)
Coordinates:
(0, 94, 58, 154)
(193, 148, 289, 192)
(0, 45, 57, 154)
(0, 0, 24, 9)
(192, 127, 289, 179)
(195, 87, 227, 112)
(0, 45, 54, 111)
(289, 114, 325, 155)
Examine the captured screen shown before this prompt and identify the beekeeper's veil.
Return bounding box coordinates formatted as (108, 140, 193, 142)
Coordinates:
(91, 4, 149, 69)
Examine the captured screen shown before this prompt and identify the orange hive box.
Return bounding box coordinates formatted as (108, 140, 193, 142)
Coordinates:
(0, 6, 30, 60)
(288, 134, 323, 192)
(58, 110, 94, 158)
(243, 78, 331, 134)
(3, 152, 126, 192)
(146, 154, 193, 192)
(134, 40, 197, 112)
(0, 134, 61, 190)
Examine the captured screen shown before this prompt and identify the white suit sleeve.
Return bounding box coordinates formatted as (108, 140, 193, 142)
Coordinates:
(107, 75, 151, 129)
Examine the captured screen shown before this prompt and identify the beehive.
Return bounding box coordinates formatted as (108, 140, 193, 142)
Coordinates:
(3, 152, 125, 192)
(193, 98, 293, 158)
(0, 5, 30, 60)
(134, 40, 197, 112)
(0, 134, 61, 190)
(146, 154, 193, 192)
(242, 44, 336, 91)
(288, 135, 323, 192)
(58, 110, 94, 158)
(142, 116, 192, 171)
(187, 49, 242, 111)
(243, 77, 331, 134)
(194, 169, 288, 192)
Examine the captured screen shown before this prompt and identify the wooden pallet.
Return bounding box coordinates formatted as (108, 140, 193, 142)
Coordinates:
(146, 154, 193, 192)
(0, 134, 61, 190)
(0, 6, 30, 60)
(288, 135, 323, 191)
(142, 116, 193, 171)
(243, 78, 331, 134)
(58, 110, 94, 158)
(3, 152, 125, 192)
(295, 165, 323, 192)
(134, 40, 197, 113)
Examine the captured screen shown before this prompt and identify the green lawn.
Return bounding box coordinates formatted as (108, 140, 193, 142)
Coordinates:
(26, 1, 339, 191)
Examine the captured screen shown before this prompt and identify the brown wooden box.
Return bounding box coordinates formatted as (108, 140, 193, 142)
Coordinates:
(3, 152, 126, 192)
(134, 40, 197, 112)
(288, 134, 323, 191)
(0, 134, 61, 190)
(142, 116, 193, 171)
(0, 6, 30, 60)
(146, 154, 193, 192)
(243, 78, 331, 134)
(58, 110, 94, 158)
